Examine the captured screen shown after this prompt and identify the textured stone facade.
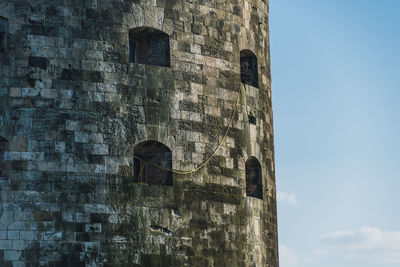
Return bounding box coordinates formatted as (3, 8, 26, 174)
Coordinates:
(0, 0, 278, 266)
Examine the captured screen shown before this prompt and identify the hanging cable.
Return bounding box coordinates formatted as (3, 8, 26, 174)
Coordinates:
(145, 90, 241, 175)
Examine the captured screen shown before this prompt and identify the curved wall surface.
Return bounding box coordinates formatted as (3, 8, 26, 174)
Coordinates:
(0, 0, 278, 266)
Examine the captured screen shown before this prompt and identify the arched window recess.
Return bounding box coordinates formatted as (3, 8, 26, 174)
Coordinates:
(248, 111, 256, 125)
(133, 140, 173, 186)
(245, 156, 263, 199)
(240, 49, 258, 88)
(129, 27, 170, 67)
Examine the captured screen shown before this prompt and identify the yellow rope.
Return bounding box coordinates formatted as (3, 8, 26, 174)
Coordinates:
(145, 91, 241, 175)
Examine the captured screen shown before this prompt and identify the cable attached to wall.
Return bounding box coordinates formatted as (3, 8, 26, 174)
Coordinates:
(141, 90, 242, 176)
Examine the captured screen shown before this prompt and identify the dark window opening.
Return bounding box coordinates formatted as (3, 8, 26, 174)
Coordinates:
(129, 27, 170, 67)
(133, 141, 172, 186)
(0, 32, 5, 52)
(240, 50, 258, 87)
(248, 114, 256, 125)
(246, 157, 262, 199)
(0, 136, 8, 177)
(0, 17, 8, 53)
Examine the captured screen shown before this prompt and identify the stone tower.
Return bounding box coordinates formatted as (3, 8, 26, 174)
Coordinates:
(0, 0, 278, 266)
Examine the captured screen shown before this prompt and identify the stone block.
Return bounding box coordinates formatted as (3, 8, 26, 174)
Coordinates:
(60, 89, 73, 98)
(91, 144, 108, 155)
(54, 141, 66, 152)
(89, 133, 103, 143)
(28, 56, 50, 70)
(12, 240, 26, 250)
(9, 87, 21, 97)
(21, 152, 44, 161)
(0, 240, 12, 250)
(4, 151, 21, 160)
(8, 136, 27, 151)
(40, 89, 58, 98)
(4, 250, 22, 261)
(15, 118, 32, 135)
(91, 92, 104, 102)
(22, 87, 40, 97)
(66, 120, 80, 131)
(8, 221, 25, 230)
(20, 231, 34, 241)
(84, 223, 102, 233)
(75, 131, 89, 143)
(43, 231, 62, 241)
(0, 230, 6, 239)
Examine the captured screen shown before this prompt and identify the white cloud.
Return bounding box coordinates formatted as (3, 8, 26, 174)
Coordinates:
(320, 227, 400, 264)
(280, 245, 299, 267)
(277, 191, 297, 205)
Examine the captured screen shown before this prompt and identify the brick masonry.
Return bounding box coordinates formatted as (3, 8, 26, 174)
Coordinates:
(0, 0, 278, 266)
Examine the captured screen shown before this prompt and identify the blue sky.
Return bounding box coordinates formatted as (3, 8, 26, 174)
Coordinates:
(270, 1, 400, 266)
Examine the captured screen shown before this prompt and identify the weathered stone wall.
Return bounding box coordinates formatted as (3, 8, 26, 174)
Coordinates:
(0, 0, 278, 266)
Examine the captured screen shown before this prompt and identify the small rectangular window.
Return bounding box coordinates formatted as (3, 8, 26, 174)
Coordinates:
(0, 32, 5, 52)
(0, 17, 8, 53)
(248, 114, 256, 125)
